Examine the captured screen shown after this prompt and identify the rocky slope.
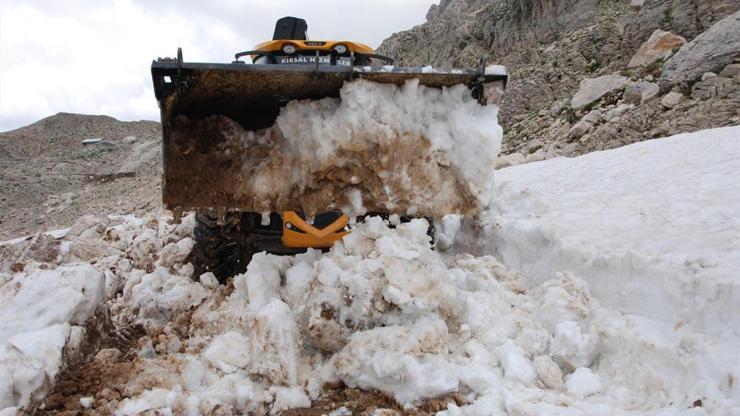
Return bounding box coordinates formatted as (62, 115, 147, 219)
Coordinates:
(378, 0, 740, 164)
(0, 113, 162, 239)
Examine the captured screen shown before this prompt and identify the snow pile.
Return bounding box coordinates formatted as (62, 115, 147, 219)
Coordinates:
(0, 213, 196, 412)
(490, 126, 740, 336)
(171, 79, 503, 217)
(106, 216, 738, 415)
(1, 127, 739, 415)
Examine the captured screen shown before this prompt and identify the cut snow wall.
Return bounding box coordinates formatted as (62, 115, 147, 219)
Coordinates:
(491, 126, 740, 336)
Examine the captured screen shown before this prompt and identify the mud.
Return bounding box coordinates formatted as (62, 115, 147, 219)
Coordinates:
(33, 307, 146, 415)
(282, 385, 466, 416)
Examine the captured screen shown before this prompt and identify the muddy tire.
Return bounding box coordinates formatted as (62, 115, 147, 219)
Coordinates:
(193, 211, 247, 283)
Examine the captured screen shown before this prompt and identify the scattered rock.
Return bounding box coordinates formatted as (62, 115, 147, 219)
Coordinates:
(567, 120, 591, 140)
(571, 75, 630, 111)
(691, 76, 735, 100)
(627, 30, 686, 69)
(623, 81, 660, 105)
(550, 99, 568, 116)
(568, 109, 602, 139)
(497, 152, 525, 169)
(524, 147, 556, 163)
(661, 92, 685, 108)
(660, 11, 740, 89)
(605, 104, 635, 121)
(94, 348, 123, 363)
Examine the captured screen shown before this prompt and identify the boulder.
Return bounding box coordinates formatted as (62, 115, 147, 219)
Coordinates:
(629, 0, 644, 9)
(571, 75, 630, 111)
(701, 72, 718, 81)
(623, 81, 660, 105)
(719, 63, 740, 78)
(660, 11, 740, 89)
(661, 92, 684, 108)
(426, 4, 439, 21)
(628, 30, 687, 69)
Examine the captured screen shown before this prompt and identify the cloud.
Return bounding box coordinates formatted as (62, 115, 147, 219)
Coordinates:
(0, 0, 429, 132)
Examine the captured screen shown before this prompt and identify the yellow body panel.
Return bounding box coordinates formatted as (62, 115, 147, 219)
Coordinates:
(281, 211, 349, 249)
(253, 39, 374, 55)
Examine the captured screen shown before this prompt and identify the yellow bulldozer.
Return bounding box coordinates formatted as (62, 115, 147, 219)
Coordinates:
(151, 17, 506, 282)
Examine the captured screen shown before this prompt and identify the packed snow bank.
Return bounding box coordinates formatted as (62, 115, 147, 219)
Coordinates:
(167, 79, 503, 217)
(491, 126, 740, 336)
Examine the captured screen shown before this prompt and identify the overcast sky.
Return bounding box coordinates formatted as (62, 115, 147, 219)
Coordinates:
(0, 0, 430, 132)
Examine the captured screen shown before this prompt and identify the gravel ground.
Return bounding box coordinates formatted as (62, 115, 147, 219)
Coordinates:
(0, 113, 162, 240)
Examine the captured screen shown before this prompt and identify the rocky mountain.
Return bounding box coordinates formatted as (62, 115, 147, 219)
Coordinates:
(0, 113, 162, 239)
(379, 0, 740, 163)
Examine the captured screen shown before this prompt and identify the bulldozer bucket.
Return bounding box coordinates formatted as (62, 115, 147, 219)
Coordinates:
(151, 55, 507, 214)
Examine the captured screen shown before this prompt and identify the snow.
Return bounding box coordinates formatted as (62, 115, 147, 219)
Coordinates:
(274, 79, 503, 215)
(0, 265, 105, 409)
(203, 78, 502, 217)
(491, 125, 740, 336)
(485, 64, 508, 75)
(0, 122, 738, 414)
(79, 396, 94, 408)
(565, 367, 602, 397)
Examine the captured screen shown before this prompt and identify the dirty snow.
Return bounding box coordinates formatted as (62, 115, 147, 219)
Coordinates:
(170, 79, 503, 217)
(0, 127, 738, 414)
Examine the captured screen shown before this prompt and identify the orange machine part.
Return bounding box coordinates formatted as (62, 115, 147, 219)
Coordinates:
(281, 211, 349, 248)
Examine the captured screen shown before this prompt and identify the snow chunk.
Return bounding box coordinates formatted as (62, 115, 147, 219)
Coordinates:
(485, 64, 507, 75)
(79, 396, 94, 408)
(248, 299, 301, 385)
(565, 367, 602, 397)
(129, 266, 209, 322)
(0, 324, 70, 409)
(496, 340, 537, 385)
(157, 237, 194, 268)
(332, 318, 458, 405)
(271, 386, 311, 414)
(204, 331, 250, 373)
(0, 265, 105, 339)
(550, 321, 598, 369)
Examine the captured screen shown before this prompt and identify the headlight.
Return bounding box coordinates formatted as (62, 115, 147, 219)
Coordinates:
(282, 44, 296, 55)
(333, 44, 348, 54)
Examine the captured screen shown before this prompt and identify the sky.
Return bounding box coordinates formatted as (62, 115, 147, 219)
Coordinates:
(0, 0, 431, 132)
